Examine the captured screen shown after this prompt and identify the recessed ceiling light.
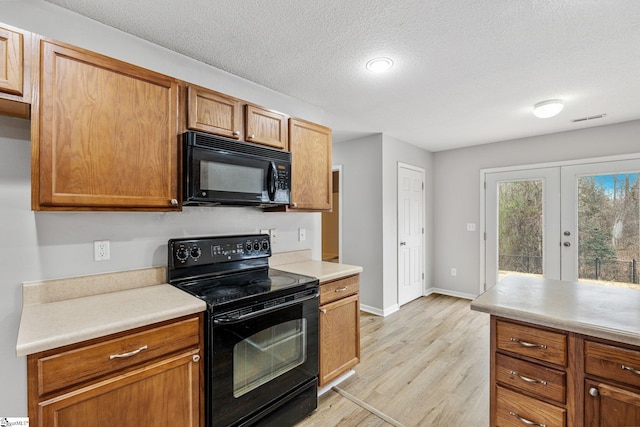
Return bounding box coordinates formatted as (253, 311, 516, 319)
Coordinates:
(533, 99, 564, 118)
(366, 57, 394, 73)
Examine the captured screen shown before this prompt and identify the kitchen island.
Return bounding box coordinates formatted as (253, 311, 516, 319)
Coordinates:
(471, 275, 640, 427)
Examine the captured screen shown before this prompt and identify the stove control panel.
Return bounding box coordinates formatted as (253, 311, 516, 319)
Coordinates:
(169, 234, 271, 267)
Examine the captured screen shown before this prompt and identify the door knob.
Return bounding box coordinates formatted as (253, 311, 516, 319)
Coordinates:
(563, 242, 571, 247)
(589, 387, 599, 397)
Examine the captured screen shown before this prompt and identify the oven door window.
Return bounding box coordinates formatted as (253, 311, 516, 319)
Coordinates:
(233, 319, 306, 398)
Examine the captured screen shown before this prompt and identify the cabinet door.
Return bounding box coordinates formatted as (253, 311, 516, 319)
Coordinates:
(319, 293, 360, 387)
(34, 40, 179, 210)
(245, 104, 288, 150)
(39, 351, 200, 427)
(187, 86, 243, 139)
(289, 118, 332, 211)
(0, 25, 23, 96)
(585, 380, 640, 427)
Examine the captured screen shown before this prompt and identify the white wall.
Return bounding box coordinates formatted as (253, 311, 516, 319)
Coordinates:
(432, 119, 640, 298)
(333, 134, 384, 310)
(334, 133, 434, 315)
(0, 1, 327, 415)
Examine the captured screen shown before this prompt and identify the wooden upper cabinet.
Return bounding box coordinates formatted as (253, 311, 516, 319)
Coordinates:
(0, 23, 31, 118)
(33, 40, 179, 211)
(186, 85, 243, 139)
(245, 104, 288, 150)
(288, 118, 332, 211)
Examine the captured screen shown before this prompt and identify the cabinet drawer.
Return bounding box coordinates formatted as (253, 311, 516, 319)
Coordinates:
(496, 385, 566, 427)
(320, 274, 359, 305)
(585, 340, 640, 388)
(35, 315, 200, 396)
(496, 353, 566, 404)
(496, 320, 567, 366)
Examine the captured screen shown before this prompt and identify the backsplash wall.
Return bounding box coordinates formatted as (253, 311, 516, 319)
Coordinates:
(0, 118, 319, 415)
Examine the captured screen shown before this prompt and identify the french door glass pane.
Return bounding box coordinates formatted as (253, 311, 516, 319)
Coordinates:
(498, 180, 543, 281)
(577, 173, 640, 288)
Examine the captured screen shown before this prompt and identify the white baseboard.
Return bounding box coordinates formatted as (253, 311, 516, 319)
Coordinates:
(317, 370, 355, 396)
(425, 287, 477, 300)
(360, 303, 399, 317)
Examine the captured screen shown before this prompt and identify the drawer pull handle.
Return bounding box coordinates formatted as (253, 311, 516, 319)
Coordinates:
(335, 287, 348, 292)
(109, 345, 148, 360)
(622, 364, 640, 375)
(510, 338, 547, 349)
(509, 411, 546, 427)
(509, 370, 547, 385)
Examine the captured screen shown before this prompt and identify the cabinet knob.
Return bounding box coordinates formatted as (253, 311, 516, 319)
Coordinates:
(170, 199, 179, 206)
(233, 130, 240, 137)
(193, 354, 201, 362)
(320, 309, 327, 314)
(589, 387, 599, 397)
(248, 134, 255, 139)
(291, 202, 297, 208)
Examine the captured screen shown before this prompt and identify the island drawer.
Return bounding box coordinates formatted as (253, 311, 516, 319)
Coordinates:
(33, 315, 200, 396)
(496, 385, 566, 427)
(496, 353, 566, 404)
(496, 319, 567, 366)
(320, 274, 359, 305)
(585, 340, 640, 388)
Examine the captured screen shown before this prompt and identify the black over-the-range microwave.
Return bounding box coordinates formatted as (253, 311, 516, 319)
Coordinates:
(182, 131, 292, 207)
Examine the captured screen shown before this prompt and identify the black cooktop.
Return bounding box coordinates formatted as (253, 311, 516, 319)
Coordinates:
(175, 267, 317, 308)
(167, 234, 318, 311)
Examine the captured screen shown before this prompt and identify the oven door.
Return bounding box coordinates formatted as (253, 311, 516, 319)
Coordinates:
(208, 293, 318, 427)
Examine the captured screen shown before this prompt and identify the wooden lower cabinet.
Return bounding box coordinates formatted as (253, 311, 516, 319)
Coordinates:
(490, 316, 640, 426)
(28, 314, 203, 427)
(318, 274, 360, 387)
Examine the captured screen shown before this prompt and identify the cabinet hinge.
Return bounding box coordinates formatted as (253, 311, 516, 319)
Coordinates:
(422, 272, 425, 280)
(484, 232, 486, 241)
(422, 182, 424, 190)
(484, 181, 486, 190)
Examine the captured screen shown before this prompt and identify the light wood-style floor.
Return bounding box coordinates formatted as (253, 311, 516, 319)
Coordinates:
(297, 294, 490, 427)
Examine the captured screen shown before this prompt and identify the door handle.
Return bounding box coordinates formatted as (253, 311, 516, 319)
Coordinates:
(563, 242, 571, 247)
(400, 242, 406, 246)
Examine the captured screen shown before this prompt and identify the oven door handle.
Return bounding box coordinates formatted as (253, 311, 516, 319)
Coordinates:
(213, 292, 319, 325)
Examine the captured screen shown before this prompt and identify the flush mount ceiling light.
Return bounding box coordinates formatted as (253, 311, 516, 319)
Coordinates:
(366, 57, 394, 73)
(533, 99, 564, 118)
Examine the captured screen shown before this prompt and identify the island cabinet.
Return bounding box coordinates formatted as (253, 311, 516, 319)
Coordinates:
(318, 273, 360, 387)
(32, 39, 180, 211)
(288, 118, 332, 211)
(492, 318, 571, 427)
(490, 316, 640, 427)
(27, 314, 203, 427)
(0, 23, 32, 118)
(184, 84, 288, 150)
(583, 340, 640, 427)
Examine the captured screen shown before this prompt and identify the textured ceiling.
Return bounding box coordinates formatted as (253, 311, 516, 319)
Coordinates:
(44, 0, 640, 151)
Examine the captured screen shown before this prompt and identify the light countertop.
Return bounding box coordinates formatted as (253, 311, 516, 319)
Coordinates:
(471, 275, 640, 346)
(16, 267, 206, 357)
(274, 260, 363, 283)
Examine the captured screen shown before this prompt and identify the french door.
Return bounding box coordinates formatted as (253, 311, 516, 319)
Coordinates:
(484, 158, 640, 291)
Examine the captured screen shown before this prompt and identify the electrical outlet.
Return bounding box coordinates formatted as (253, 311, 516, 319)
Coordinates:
(298, 228, 306, 241)
(451, 268, 457, 276)
(466, 223, 476, 231)
(269, 229, 277, 243)
(94, 240, 110, 261)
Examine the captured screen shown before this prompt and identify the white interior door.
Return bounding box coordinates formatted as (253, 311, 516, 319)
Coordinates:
(398, 163, 425, 306)
(484, 168, 561, 290)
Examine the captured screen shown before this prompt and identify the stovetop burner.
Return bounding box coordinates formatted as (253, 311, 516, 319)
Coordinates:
(167, 234, 319, 311)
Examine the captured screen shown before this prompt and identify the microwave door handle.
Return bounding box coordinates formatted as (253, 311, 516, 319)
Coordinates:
(267, 161, 277, 201)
